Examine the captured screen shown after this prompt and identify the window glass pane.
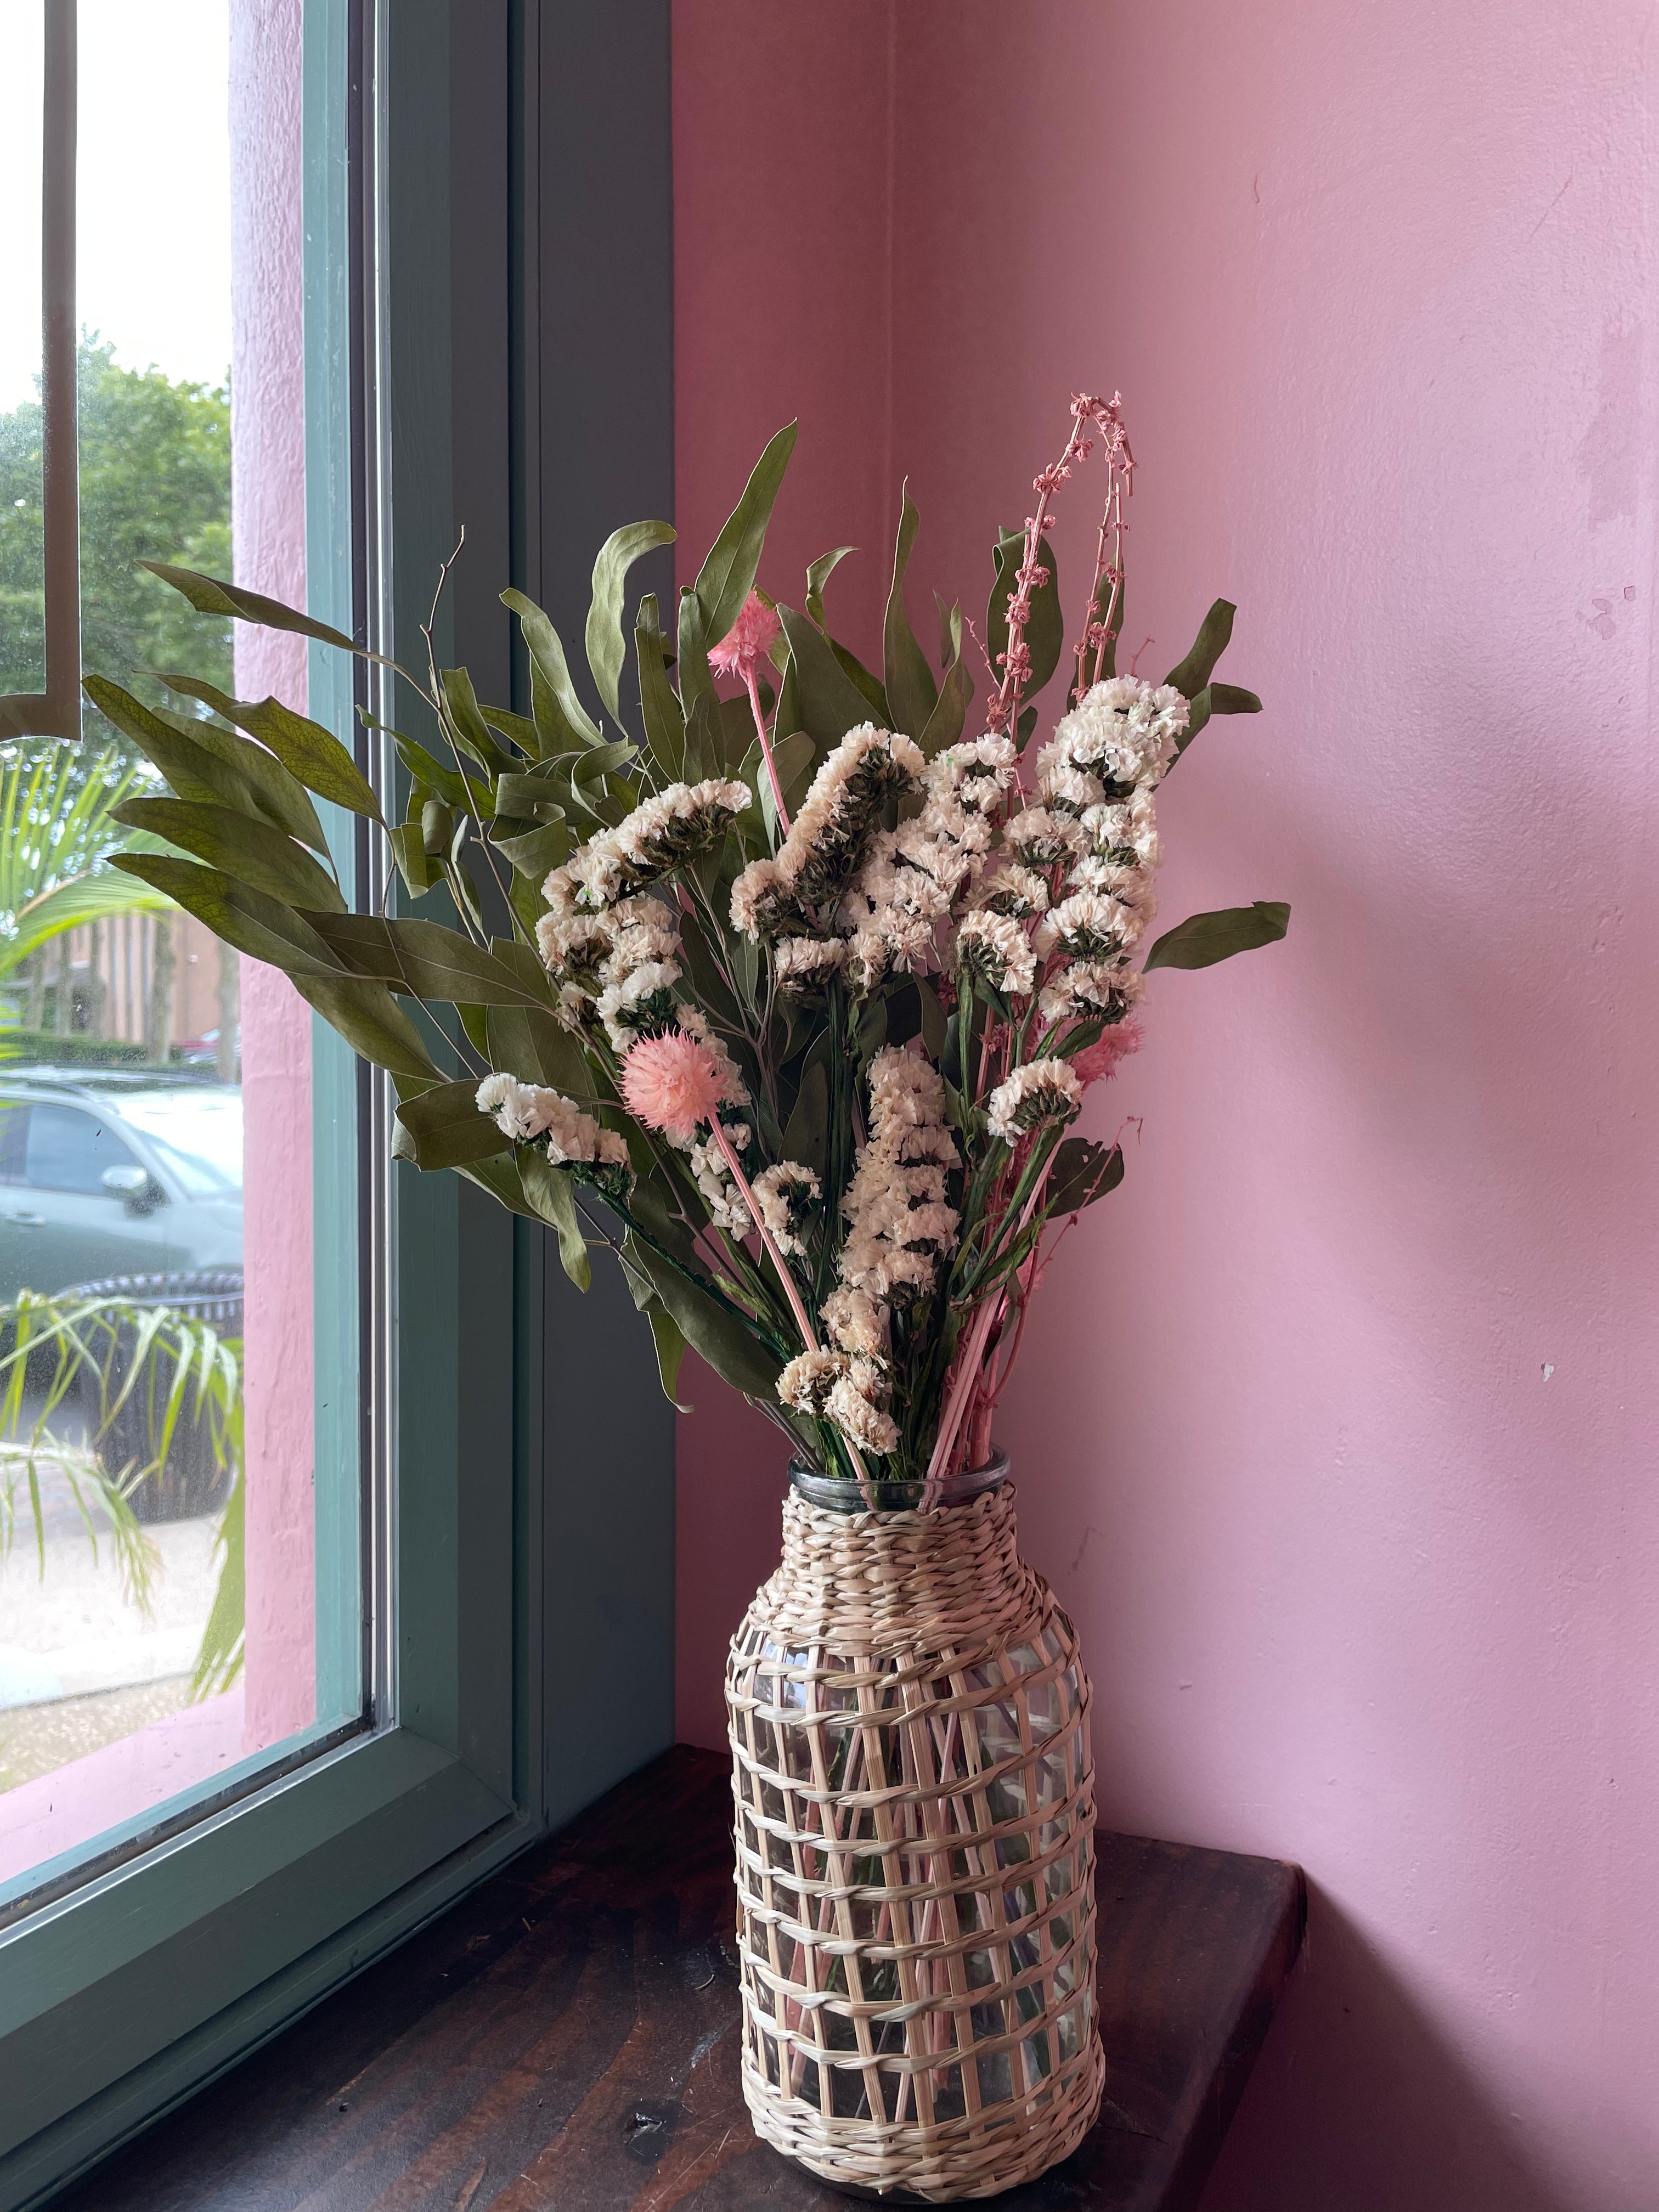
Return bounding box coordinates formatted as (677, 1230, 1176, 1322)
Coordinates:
(0, 0, 48, 696)
(0, 1, 361, 1906)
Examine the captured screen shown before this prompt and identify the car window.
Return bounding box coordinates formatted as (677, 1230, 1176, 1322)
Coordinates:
(23, 1104, 142, 1195)
(0, 1102, 27, 1184)
(113, 1091, 242, 1194)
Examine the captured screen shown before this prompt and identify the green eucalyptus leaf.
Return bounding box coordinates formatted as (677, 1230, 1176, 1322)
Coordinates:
(288, 969, 437, 1080)
(138, 560, 358, 654)
(587, 519, 676, 721)
(84, 678, 329, 853)
(781, 1059, 828, 1181)
(918, 652, 974, 759)
(519, 1149, 591, 1289)
(1165, 599, 1237, 701)
(935, 592, 962, 672)
(1210, 682, 1262, 716)
(986, 528, 1064, 704)
(623, 1234, 783, 1399)
(297, 912, 555, 1006)
(439, 667, 515, 776)
(492, 819, 570, 878)
(635, 591, 687, 783)
(111, 853, 343, 978)
(805, 544, 855, 627)
(394, 1076, 511, 1170)
(493, 773, 566, 822)
(1144, 900, 1290, 971)
(692, 421, 798, 650)
(156, 673, 382, 822)
(501, 589, 605, 748)
(883, 482, 939, 741)
(1046, 1137, 1125, 1216)
(391, 819, 437, 900)
(478, 703, 543, 755)
(775, 606, 874, 747)
(112, 797, 346, 914)
(677, 585, 716, 719)
(483, 1003, 590, 1092)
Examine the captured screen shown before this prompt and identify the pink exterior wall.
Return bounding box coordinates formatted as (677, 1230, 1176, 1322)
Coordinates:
(672, 4, 1659, 2204)
(230, 0, 314, 1751)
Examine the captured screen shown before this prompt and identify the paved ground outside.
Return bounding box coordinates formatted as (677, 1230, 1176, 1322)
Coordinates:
(0, 1449, 221, 1796)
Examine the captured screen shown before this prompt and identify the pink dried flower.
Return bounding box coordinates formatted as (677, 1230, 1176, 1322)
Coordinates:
(1070, 1018, 1144, 1087)
(620, 1032, 726, 1143)
(707, 590, 781, 682)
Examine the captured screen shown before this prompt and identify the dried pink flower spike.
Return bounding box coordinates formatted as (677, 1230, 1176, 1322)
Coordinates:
(620, 1032, 726, 1144)
(708, 590, 781, 682)
(1069, 1018, 1144, 1087)
(709, 591, 793, 832)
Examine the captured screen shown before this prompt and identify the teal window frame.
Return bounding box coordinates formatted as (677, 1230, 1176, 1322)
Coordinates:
(0, 7, 675, 2203)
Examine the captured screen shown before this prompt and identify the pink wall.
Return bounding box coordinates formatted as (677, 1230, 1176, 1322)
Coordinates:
(230, 0, 315, 1750)
(672, 4, 1659, 2204)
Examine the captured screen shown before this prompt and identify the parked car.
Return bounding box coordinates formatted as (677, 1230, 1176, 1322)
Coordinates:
(0, 1069, 243, 1304)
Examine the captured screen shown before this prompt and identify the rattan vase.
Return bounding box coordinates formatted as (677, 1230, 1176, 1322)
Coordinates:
(725, 1455, 1104, 2202)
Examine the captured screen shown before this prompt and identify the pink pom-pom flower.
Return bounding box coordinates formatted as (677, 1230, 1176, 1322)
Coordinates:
(707, 590, 782, 682)
(1070, 1017, 1143, 1088)
(620, 1031, 727, 1144)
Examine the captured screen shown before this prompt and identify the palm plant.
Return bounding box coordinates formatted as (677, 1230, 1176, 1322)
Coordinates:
(0, 1288, 245, 1699)
(0, 741, 173, 1002)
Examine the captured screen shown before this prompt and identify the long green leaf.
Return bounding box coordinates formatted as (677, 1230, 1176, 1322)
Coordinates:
(394, 1077, 512, 1170)
(805, 545, 855, 628)
(0, 870, 174, 981)
(1165, 599, 1237, 701)
(634, 592, 686, 784)
(112, 797, 346, 913)
(501, 590, 603, 749)
(987, 528, 1064, 708)
(156, 673, 382, 822)
(290, 970, 437, 1079)
(439, 667, 516, 776)
(1143, 900, 1290, 970)
(84, 677, 329, 853)
(518, 1149, 592, 1290)
(298, 911, 555, 1007)
(775, 605, 874, 747)
(918, 651, 974, 759)
(482, 1003, 590, 1092)
(691, 422, 798, 648)
(586, 520, 676, 721)
(623, 1234, 783, 1399)
(111, 853, 345, 977)
(883, 483, 939, 740)
(138, 561, 358, 654)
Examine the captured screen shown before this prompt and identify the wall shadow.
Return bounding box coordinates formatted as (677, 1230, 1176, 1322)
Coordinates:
(1198, 1883, 1573, 2212)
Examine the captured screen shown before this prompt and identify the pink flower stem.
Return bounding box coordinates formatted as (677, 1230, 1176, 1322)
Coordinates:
(705, 1118, 877, 1499)
(744, 665, 792, 837)
(921, 1169, 1052, 1504)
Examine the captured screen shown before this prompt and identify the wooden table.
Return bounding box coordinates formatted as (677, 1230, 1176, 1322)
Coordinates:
(58, 1747, 1304, 2211)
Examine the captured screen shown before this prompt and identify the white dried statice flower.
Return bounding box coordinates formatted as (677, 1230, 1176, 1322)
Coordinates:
(956, 909, 1037, 997)
(730, 725, 923, 938)
(1039, 676, 1188, 797)
(1002, 806, 1085, 867)
(475, 1074, 628, 1171)
(822, 1285, 889, 1361)
(1078, 791, 1160, 867)
(973, 862, 1051, 919)
(476, 1073, 562, 1143)
(595, 959, 681, 1051)
(778, 1347, 847, 1416)
(832, 741, 1006, 989)
(689, 1133, 752, 1233)
(1039, 761, 1107, 815)
(543, 777, 748, 915)
(838, 1045, 961, 1303)
(752, 1161, 821, 1256)
(773, 934, 847, 996)
(986, 1057, 1084, 1143)
(931, 733, 1019, 812)
(1038, 958, 1148, 1026)
(825, 1374, 899, 1457)
(1035, 887, 1152, 961)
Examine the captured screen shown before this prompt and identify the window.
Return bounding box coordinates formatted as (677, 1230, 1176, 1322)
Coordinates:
(1, 8, 677, 2204)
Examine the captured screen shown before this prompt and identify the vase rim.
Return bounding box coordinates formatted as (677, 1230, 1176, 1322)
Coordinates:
(787, 1450, 1009, 1515)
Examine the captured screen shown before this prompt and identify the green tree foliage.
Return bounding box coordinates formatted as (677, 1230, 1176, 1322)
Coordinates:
(0, 336, 233, 758)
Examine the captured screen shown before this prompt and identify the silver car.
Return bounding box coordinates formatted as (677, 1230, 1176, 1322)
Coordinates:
(0, 1070, 243, 1304)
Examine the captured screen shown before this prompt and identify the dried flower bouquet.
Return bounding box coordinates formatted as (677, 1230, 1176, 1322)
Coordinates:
(93, 393, 1286, 1496)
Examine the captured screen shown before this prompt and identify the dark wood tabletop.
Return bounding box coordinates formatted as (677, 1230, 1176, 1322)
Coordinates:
(57, 1746, 1304, 2212)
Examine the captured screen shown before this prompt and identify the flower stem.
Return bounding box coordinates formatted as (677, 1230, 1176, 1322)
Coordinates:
(745, 666, 792, 837)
